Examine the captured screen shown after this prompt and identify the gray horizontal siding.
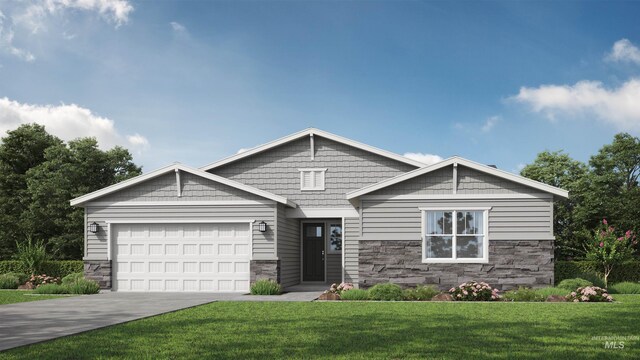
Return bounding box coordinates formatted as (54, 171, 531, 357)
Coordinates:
(95, 172, 264, 203)
(361, 199, 553, 241)
(85, 204, 276, 260)
(210, 135, 417, 207)
(344, 217, 359, 285)
(276, 204, 300, 288)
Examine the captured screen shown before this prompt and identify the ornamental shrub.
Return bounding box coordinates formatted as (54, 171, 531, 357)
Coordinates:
(575, 272, 606, 289)
(403, 285, 440, 301)
(14, 237, 50, 275)
(449, 281, 500, 301)
(0, 261, 83, 278)
(34, 284, 70, 294)
(586, 219, 637, 287)
(502, 287, 545, 302)
(534, 287, 570, 298)
(326, 282, 354, 294)
(565, 286, 613, 302)
(368, 283, 403, 301)
(28, 274, 61, 288)
(250, 279, 282, 295)
(5, 272, 29, 285)
(67, 279, 100, 294)
(555, 261, 640, 284)
(557, 278, 593, 291)
(0, 274, 20, 289)
(609, 282, 640, 294)
(61, 272, 85, 285)
(340, 289, 369, 301)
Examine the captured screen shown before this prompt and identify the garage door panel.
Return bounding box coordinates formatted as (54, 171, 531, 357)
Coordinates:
(114, 223, 251, 292)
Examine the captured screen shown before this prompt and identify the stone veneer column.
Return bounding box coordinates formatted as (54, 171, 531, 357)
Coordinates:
(358, 240, 554, 290)
(250, 260, 281, 284)
(84, 260, 112, 289)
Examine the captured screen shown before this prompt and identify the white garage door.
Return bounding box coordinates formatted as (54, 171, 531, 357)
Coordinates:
(113, 223, 251, 292)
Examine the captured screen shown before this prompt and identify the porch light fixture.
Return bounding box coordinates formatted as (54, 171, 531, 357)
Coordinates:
(258, 221, 267, 232)
(88, 222, 99, 234)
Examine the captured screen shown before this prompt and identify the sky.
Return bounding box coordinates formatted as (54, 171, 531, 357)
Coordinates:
(1, 1, 640, 173)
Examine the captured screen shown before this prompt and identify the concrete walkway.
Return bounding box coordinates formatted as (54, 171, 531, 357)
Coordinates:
(0, 290, 323, 352)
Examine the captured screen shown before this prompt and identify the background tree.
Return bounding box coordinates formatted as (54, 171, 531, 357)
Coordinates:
(520, 151, 590, 258)
(0, 125, 61, 258)
(521, 133, 640, 260)
(0, 124, 142, 259)
(588, 133, 640, 234)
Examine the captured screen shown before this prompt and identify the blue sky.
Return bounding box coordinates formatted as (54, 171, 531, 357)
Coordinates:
(1, 1, 640, 173)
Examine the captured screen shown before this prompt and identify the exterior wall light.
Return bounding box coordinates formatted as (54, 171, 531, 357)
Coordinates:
(88, 222, 99, 234)
(258, 221, 267, 232)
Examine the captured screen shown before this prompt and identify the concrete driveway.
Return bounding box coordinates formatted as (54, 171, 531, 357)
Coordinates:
(0, 292, 219, 351)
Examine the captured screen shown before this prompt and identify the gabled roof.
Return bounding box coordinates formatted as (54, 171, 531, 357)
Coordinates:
(70, 163, 297, 207)
(346, 156, 569, 199)
(200, 128, 426, 171)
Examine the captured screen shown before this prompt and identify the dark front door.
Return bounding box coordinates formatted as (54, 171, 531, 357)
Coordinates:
(303, 223, 325, 282)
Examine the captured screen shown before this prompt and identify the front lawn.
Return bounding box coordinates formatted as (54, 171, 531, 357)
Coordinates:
(0, 290, 73, 305)
(3, 295, 639, 359)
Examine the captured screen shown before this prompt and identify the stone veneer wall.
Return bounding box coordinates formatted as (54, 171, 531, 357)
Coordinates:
(84, 260, 112, 289)
(358, 240, 553, 290)
(250, 260, 281, 284)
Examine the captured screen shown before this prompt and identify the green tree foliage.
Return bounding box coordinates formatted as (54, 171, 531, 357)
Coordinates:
(522, 133, 640, 260)
(520, 151, 590, 258)
(0, 124, 142, 259)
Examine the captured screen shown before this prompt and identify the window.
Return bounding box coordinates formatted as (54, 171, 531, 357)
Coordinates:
(421, 208, 489, 263)
(299, 168, 326, 191)
(328, 223, 342, 254)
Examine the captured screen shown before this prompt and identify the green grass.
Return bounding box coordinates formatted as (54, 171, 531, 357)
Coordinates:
(3, 296, 640, 359)
(0, 290, 71, 305)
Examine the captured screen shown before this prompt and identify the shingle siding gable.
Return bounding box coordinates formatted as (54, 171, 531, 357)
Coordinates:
(209, 136, 417, 207)
(94, 172, 264, 203)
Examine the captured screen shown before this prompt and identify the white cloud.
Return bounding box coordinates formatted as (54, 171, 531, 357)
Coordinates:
(403, 152, 443, 165)
(170, 21, 186, 33)
(606, 38, 640, 65)
(512, 78, 640, 131)
(0, 97, 149, 152)
(236, 148, 250, 154)
(0, 11, 36, 62)
(481, 116, 499, 132)
(0, 0, 133, 62)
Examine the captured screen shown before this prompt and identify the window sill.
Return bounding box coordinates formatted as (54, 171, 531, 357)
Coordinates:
(422, 259, 489, 264)
(301, 188, 325, 191)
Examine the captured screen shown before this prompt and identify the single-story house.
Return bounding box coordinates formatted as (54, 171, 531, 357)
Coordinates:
(71, 128, 568, 292)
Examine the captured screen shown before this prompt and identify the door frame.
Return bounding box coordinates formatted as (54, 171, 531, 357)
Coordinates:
(300, 220, 328, 283)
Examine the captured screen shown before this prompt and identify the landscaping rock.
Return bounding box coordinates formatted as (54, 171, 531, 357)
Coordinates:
(318, 292, 341, 301)
(18, 283, 34, 290)
(431, 293, 454, 301)
(546, 295, 566, 302)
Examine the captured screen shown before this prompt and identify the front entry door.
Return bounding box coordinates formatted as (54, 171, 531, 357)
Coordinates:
(303, 223, 325, 282)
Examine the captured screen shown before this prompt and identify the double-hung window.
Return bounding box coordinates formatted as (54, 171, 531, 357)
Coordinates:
(421, 208, 490, 263)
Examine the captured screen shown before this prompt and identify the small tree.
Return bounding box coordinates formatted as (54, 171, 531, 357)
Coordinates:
(586, 219, 637, 287)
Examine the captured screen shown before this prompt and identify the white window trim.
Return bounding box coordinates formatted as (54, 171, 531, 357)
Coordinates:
(420, 207, 490, 264)
(299, 168, 327, 191)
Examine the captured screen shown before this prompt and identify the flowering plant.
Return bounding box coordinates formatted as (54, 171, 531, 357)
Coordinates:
(586, 219, 636, 287)
(28, 274, 61, 288)
(449, 281, 500, 301)
(565, 286, 613, 302)
(325, 282, 354, 294)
